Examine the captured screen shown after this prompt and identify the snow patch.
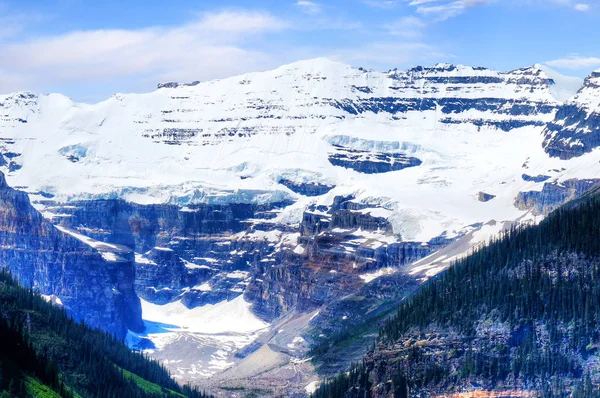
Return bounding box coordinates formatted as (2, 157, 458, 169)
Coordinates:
(193, 282, 212, 292)
(140, 295, 269, 335)
(306, 381, 320, 394)
(293, 245, 306, 255)
(226, 271, 249, 279)
(41, 294, 63, 306)
(135, 253, 157, 265)
(359, 267, 397, 283)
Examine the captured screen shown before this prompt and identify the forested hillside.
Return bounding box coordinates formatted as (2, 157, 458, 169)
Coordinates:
(314, 187, 600, 397)
(0, 270, 210, 398)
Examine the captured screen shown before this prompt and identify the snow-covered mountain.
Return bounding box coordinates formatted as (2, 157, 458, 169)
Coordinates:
(0, 59, 589, 237)
(1, 58, 600, 393)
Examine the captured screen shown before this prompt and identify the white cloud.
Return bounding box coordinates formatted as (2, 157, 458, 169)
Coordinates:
(409, 0, 490, 20)
(384, 16, 427, 38)
(296, 1, 322, 14)
(0, 68, 29, 92)
(0, 10, 288, 94)
(545, 55, 600, 69)
(527, 0, 591, 11)
(0, 15, 24, 40)
(192, 10, 288, 32)
(331, 41, 450, 68)
(362, 0, 400, 8)
(403, 0, 590, 20)
(574, 3, 590, 11)
(0, 4, 46, 40)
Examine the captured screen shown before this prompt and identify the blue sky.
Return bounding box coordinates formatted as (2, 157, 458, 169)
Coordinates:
(0, 0, 598, 101)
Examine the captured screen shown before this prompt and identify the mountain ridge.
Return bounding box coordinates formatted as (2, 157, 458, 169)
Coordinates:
(1, 58, 585, 104)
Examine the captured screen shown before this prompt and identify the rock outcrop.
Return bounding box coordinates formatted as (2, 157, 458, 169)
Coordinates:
(0, 172, 143, 338)
(543, 70, 600, 159)
(515, 179, 600, 215)
(328, 145, 422, 174)
(278, 178, 335, 196)
(477, 192, 496, 202)
(245, 196, 439, 321)
(522, 174, 551, 183)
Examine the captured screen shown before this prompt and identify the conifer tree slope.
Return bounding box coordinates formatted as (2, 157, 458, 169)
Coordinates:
(313, 186, 600, 397)
(0, 270, 211, 398)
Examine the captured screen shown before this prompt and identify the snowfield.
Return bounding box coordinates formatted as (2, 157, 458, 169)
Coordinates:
(1, 59, 597, 244)
(127, 296, 269, 378)
(140, 295, 268, 335)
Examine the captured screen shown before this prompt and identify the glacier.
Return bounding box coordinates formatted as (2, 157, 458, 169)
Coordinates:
(1, 59, 595, 240)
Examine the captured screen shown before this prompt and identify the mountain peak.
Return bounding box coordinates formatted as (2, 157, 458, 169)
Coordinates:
(274, 57, 353, 74)
(433, 62, 455, 69)
(155, 58, 352, 90)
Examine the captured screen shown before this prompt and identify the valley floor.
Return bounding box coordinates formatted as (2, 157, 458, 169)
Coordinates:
(128, 298, 321, 397)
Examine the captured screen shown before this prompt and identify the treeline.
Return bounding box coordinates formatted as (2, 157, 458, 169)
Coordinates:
(311, 362, 371, 398)
(0, 269, 210, 398)
(381, 193, 600, 342)
(313, 191, 600, 397)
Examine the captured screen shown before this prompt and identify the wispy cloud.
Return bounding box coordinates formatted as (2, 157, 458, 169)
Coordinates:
(546, 55, 600, 69)
(331, 41, 451, 68)
(362, 0, 400, 8)
(384, 16, 427, 38)
(0, 18, 22, 39)
(542, 0, 591, 11)
(403, 0, 590, 21)
(0, 10, 288, 93)
(406, 0, 490, 20)
(296, 1, 322, 15)
(574, 3, 590, 11)
(0, 4, 47, 40)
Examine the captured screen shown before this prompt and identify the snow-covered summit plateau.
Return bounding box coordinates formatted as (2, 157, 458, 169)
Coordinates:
(0, 58, 597, 242)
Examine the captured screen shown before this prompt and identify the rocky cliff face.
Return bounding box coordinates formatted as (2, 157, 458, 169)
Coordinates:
(515, 179, 600, 215)
(245, 196, 439, 321)
(41, 193, 432, 323)
(42, 198, 293, 308)
(0, 172, 143, 339)
(543, 70, 600, 159)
